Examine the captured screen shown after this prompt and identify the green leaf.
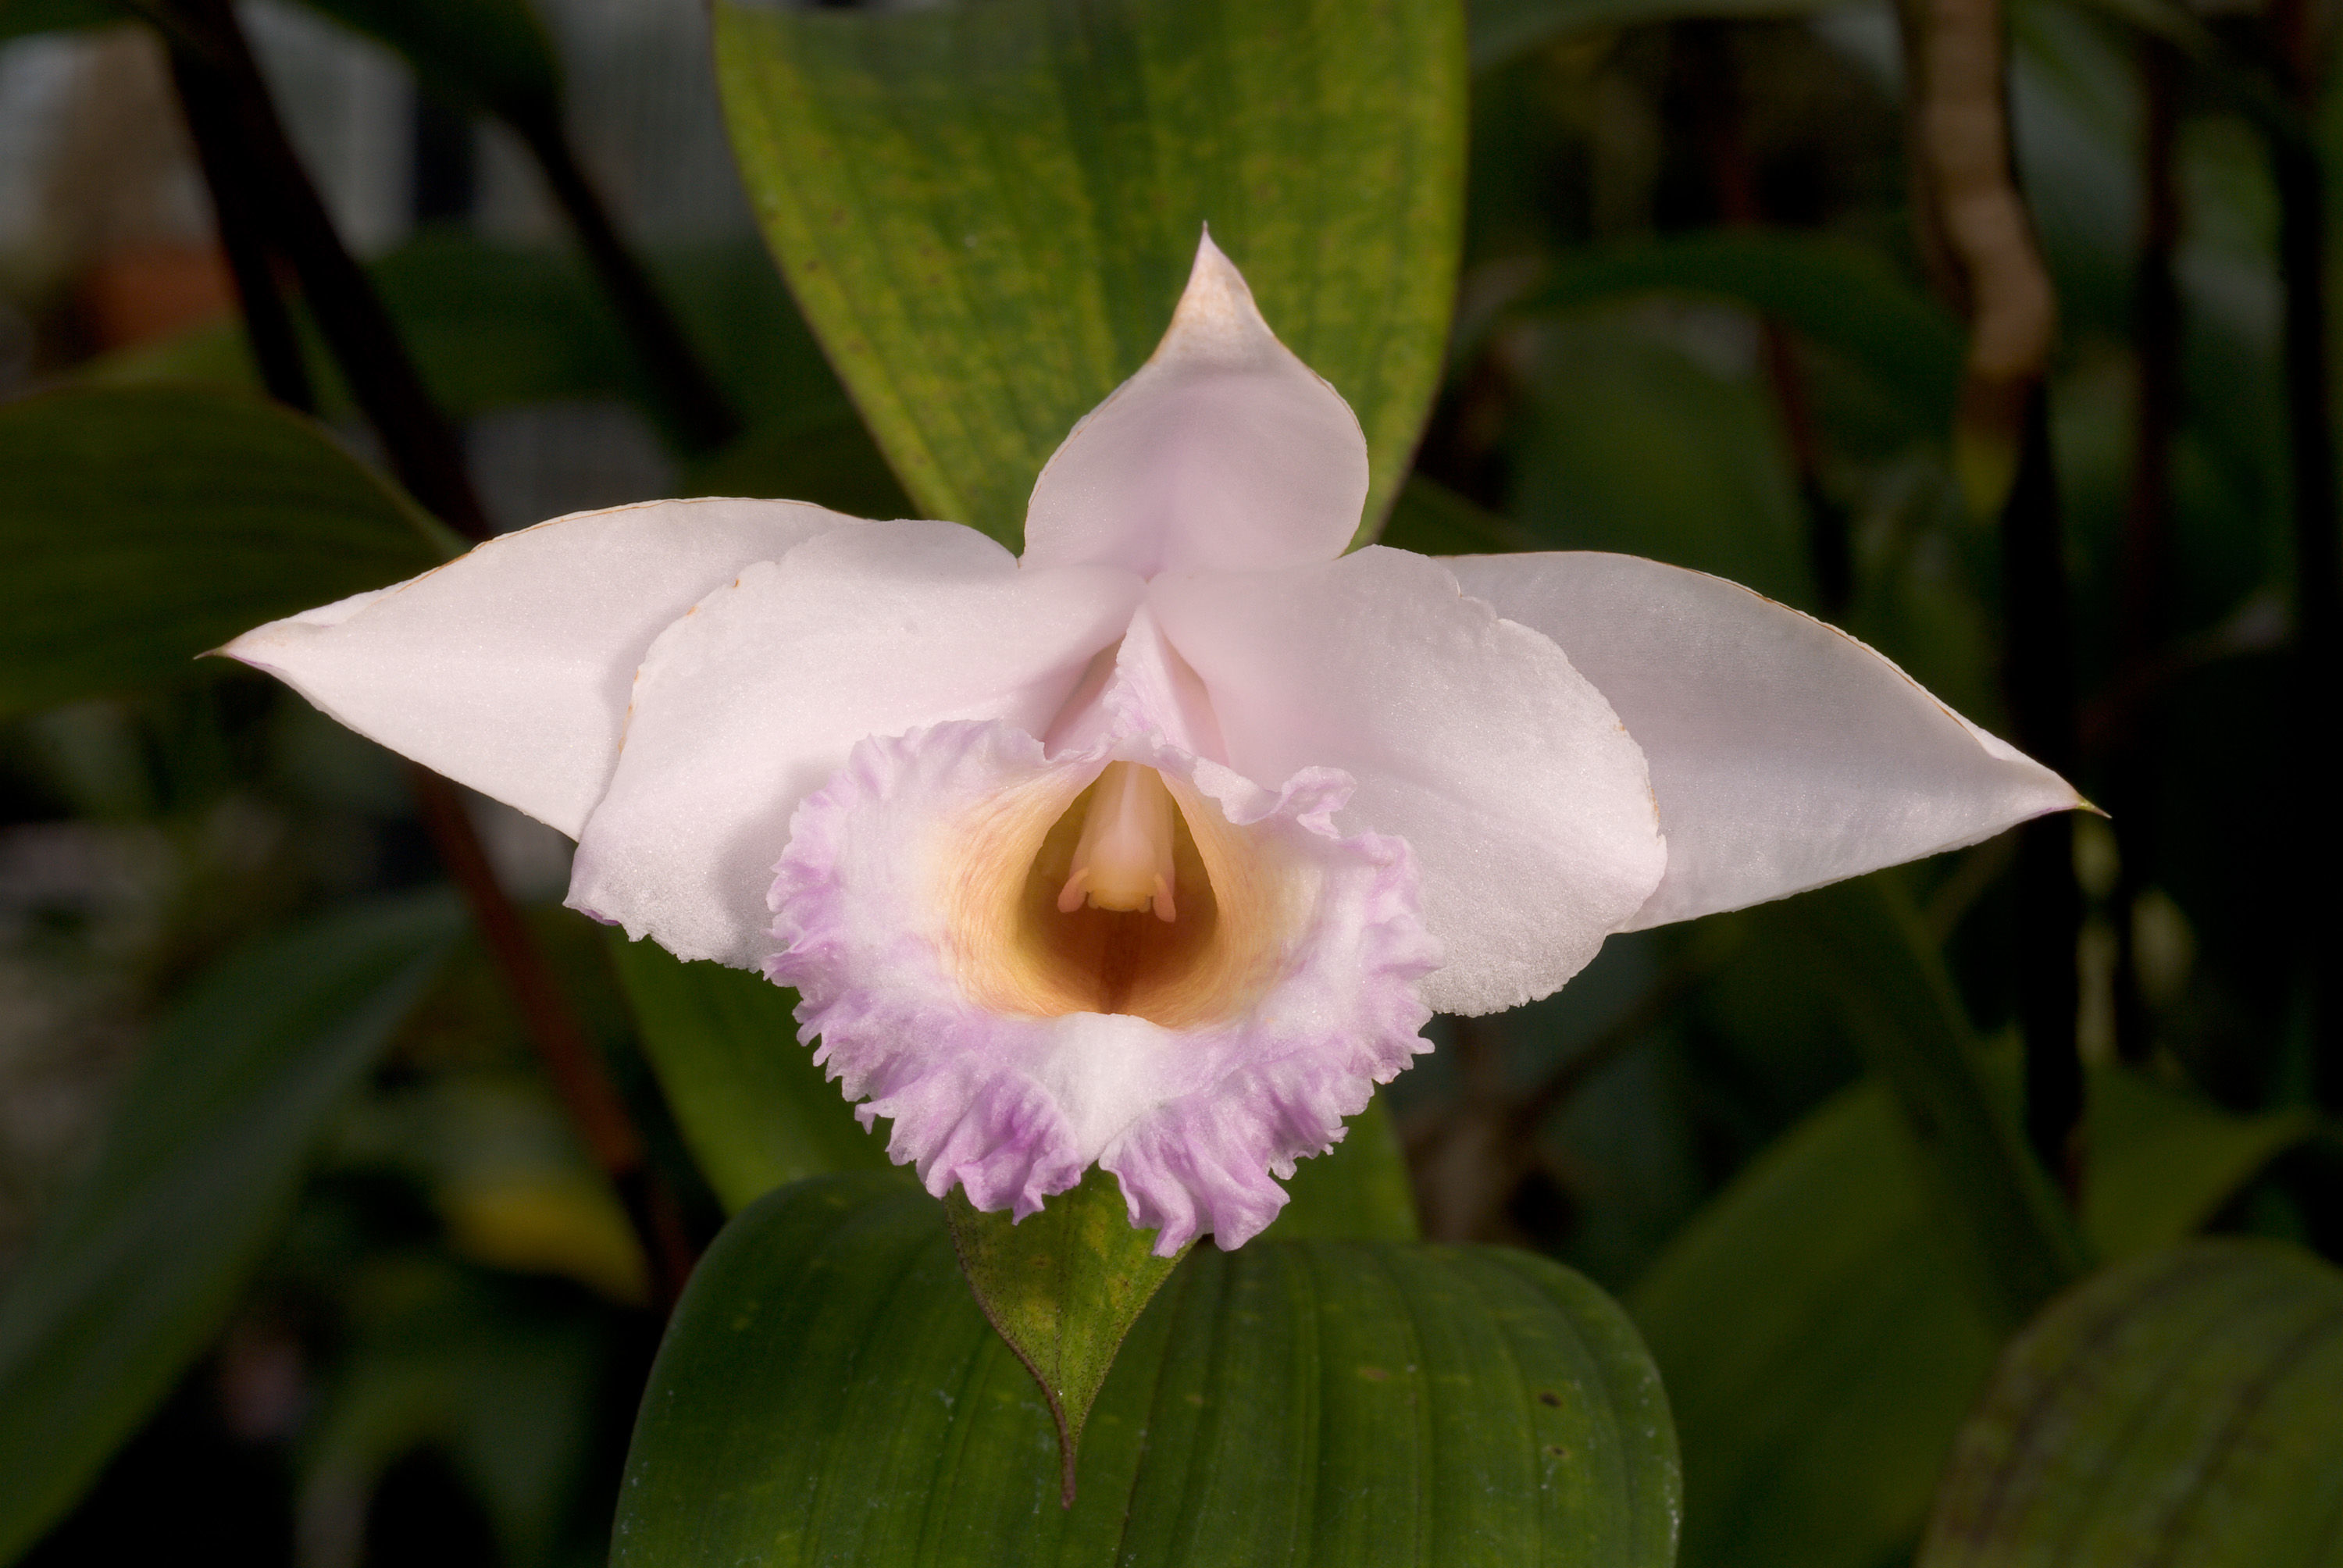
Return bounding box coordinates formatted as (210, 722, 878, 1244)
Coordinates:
(0, 892, 465, 1565)
(946, 1169, 1187, 1505)
(294, 0, 562, 125)
(615, 1174, 1679, 1566)
(0, 386, 451, 715)
(1788, 876, 2086, 1326)
(1632, 1060, 2320, 1568)
(1467, 0, 1839, 73)
(604, 935, 887, 1214)
(0, 0, 123, 44)
(298, 1257, 612, 1568)
(1510, 232, 1966, 426)
(1263, 1089, 1423, 1242)
(1919, 1240, 2343, 1568)
(713, 0, 1465, 548)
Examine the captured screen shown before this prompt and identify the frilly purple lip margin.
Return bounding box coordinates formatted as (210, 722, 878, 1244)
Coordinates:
(765, 718, 1439, 1254)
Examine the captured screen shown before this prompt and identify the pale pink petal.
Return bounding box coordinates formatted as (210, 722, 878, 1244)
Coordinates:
(221, 497, 858, 837)
(1148, 547, 1666, 1018)
(1020, 232, 1368, 579)
(572, 522, 1141, 968)
(767, 720, 1438, 1252)
(1444, 551, 2088, 929)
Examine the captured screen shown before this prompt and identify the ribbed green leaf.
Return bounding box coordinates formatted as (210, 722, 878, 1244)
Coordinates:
(0, 892, 465, 1566)
(1919, 1241, 2343, 1568)
(1633, 1064, 2320, 1568)
(946, 1169, 1186, 1504)
(615, 1174, 1678, 1567)
(604, 938, 888, 1214)
(0, 387, 450, 715)
(713, 0, 1465, 547)
(1263, 1090, 1423, 1242)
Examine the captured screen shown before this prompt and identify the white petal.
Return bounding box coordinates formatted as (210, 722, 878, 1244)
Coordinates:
(570, 522, 1143, 968)
(222, 497, 858, 836)
(1147, 547, 1667, 1017)
(1020, 232, 1368, 578)
(1443, 551, 2088, 929)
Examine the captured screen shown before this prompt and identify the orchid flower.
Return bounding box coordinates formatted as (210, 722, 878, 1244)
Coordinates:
(226, 234, 2082, 1254)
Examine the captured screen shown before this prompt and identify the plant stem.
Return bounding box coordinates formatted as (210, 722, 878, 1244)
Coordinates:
(155, 0, 696, 1303)
(509, 112, 743, 457)
(2111, 36, 2181, 1067)
(2266, 9, 2343, 1114)
(1899, 0, 2082, 1190)
(152, 0, 489, 536)
(169, 43, 314, 414)
(411, 770, 697, 1309)
(2002, 386, 2082, 1191)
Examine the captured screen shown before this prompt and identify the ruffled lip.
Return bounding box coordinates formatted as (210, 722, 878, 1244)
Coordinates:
(765, 718, 1439, 1253)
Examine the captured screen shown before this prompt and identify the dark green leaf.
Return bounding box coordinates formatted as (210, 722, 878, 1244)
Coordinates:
(0, 387, 451, 715)
(1788, 876, 2086, 1326)
(0, 892, 465, 1564)
(1262, 1090, 1423, 1242)
(1510, 232, 1967, 426)
(604, 935, 887, 1214)
(1378, 473, 1545, 556)
(1919, 1240, 2343, 1568)
(1633, 1060, 2320, 1568)
(615, 1174, 1679, 1566)
(294, 0, 561, 124)
(0, 0, 123, 43)
(1468, 0, 1838, 72)
(713, 0, 1466, 547)
(946, 1169, 1186, 1504)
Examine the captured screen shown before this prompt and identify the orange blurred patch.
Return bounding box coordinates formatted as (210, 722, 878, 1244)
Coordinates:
(76, 242, 234, 350)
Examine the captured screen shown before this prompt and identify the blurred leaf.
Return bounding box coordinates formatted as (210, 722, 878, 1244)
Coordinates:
(341, 1074, 648, 1304)
(1510, 310, 1815, 604)
(1918, 1240, 2343, 1568)
(616, 1174, 1679, 1566)
(300, 1258, 609, 1568)
(1790, 876, 2086, 1324)
(0, 0, 122, 42)
(0, 387, 451, 715)
(370, 233, 628, 418)
(1378, 472, 1543, 555)
(1468, 0, 1835, 72)
(1261, 1091, 1423, 1242)
(2086, 1067, 2320, 1259)
(685, 408, 918, 522)
(713, 0, 1465, 547)
(294, 0, 561, 125)
(0, 891, 465, 1566)
(1512, 232, 1966, 425)
(1633, 1059, 2320, 1568)
(945, 1169, 1186, 1503)
(604, 937, 887, 1215)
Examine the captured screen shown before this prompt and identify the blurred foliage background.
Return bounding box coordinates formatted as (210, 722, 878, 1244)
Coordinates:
(0, 0, 2338, 1563)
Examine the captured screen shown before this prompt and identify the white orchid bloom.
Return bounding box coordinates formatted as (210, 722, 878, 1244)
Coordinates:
(226, 234, 2081, 1253)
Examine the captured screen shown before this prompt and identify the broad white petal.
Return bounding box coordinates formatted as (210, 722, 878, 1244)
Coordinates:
(1148, 547, 1667, 1017)
(1444, 551, 2088, 928)
(222, 497, 858, 836)
(571, 522, 1142, 968)
(1021, 232, 1368, 578)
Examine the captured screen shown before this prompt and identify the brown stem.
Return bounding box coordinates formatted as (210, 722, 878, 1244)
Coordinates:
(2110, 36, 2182, 1066)
(512, 114, 743, 457)
(1899, 0, 2081, 1191)
(155, 0, 696, 1299)
(1679, 20, 1855, 615)
(168, 43, 313, 413)
(411, 770, 695, 1309)
(152, 0, 490, 537)
(2270, 102, 2343, 1115)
